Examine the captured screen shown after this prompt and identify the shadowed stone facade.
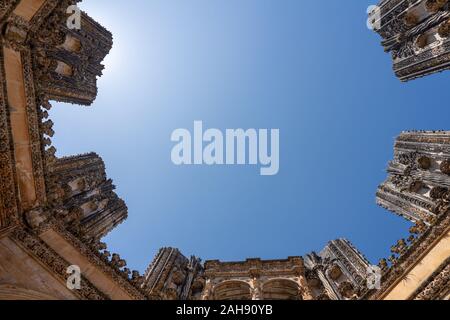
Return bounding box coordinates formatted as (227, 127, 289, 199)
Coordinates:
(0, 0, 448, 300)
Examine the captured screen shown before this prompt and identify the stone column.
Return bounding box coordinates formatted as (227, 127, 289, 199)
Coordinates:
(298, 276, 314, 300)
(251, 278, 262, 300)
(200, 279, 212, 300)
(316, 267, 339, 300)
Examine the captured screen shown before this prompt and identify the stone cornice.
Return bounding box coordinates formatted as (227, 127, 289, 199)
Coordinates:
(204, 257, 305, 278)
(362, 212, 449, 299)
(46, 221, 148, 300)
(10, 225, 108, 300)
(412, 257, 450, 300)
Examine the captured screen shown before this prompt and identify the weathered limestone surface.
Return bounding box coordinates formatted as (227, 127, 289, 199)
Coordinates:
(0, 235, 77, 300)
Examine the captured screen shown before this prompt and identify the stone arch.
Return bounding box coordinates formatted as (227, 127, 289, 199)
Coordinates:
(0, 284, 59, 300)
(213, 281, 251, 300)
(262, 279, 301, 300)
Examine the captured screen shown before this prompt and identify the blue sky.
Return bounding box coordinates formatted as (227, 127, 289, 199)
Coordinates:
(51, 0, 450, 272)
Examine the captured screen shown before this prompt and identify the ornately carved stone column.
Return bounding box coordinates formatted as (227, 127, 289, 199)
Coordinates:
(250, 277, 262, 300)
(377, 131, 450, 224)
(371, 0, 450, 81)
(200, 279, 213, 300)
(297, 275, 314, 300)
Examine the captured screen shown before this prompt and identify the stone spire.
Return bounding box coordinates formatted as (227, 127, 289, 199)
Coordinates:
(142, 248, 202, 300)
(29, 1, 113, 105)
(47, 153, 128, 241)
(304, 239, 371, 300)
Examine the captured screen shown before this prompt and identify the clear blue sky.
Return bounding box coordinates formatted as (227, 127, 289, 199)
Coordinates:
(51, 0, 450, 272)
